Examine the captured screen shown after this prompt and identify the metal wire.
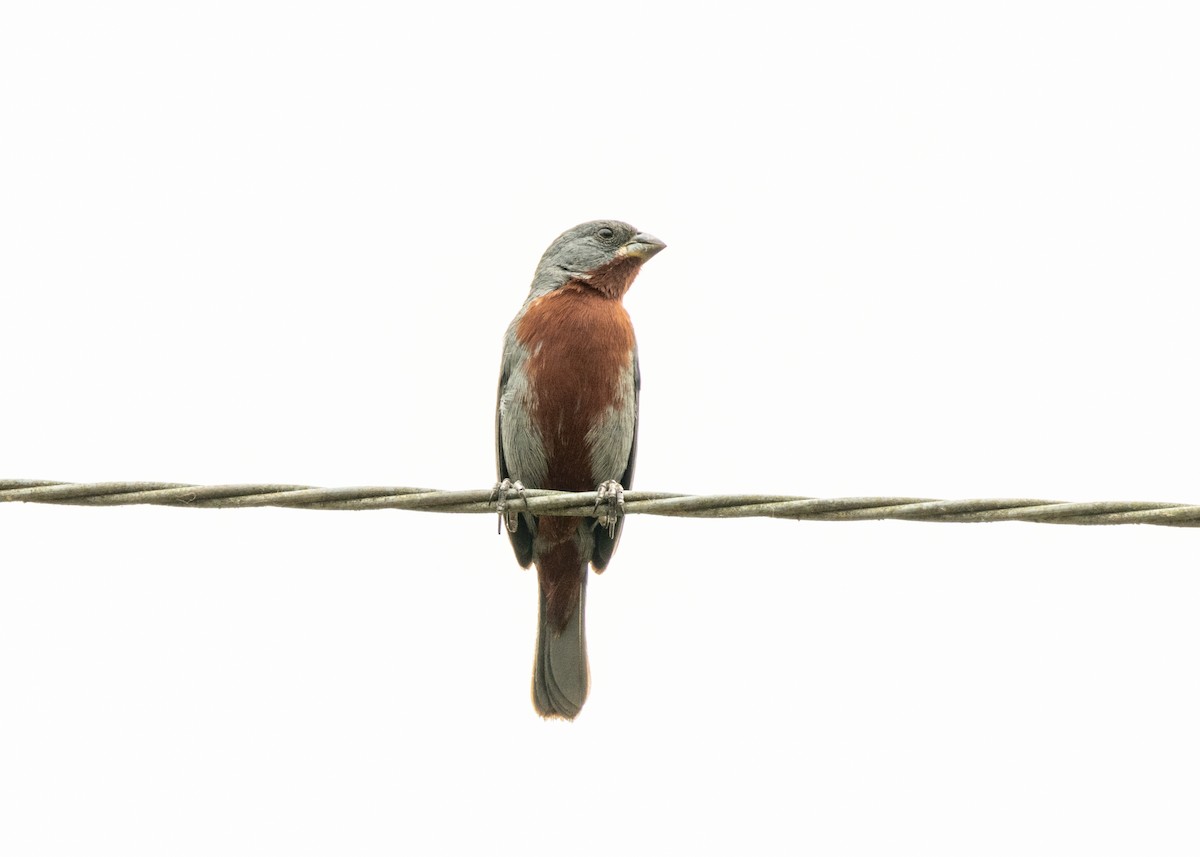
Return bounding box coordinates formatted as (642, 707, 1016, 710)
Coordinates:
(3, 480, 1199, 526)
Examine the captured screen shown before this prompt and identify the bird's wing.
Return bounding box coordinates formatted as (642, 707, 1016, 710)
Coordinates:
(592, 348, 639, 571)
(497, 353, 535, 567)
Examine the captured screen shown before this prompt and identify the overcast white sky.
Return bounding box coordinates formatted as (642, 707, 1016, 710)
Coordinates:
(3, 1, 1199, 854)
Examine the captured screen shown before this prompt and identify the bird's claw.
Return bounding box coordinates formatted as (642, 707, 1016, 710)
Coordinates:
(492, 478, 526, 534)
(594, 480, 625, 538)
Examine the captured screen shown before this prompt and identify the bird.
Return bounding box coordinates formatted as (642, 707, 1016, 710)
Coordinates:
(495, 220, 666, 719)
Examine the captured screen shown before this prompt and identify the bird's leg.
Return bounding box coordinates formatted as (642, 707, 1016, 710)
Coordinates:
(593, 480, 625, 538)
(491, 478, 526, 534)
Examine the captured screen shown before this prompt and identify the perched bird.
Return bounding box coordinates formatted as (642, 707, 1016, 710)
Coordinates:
(495, 220, 666, 719)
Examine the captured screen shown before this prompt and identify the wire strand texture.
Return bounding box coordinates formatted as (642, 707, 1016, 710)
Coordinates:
(3, 480, 1199, 526)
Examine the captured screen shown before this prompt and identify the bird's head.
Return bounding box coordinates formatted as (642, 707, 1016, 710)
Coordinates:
(531, 220, 666, 299)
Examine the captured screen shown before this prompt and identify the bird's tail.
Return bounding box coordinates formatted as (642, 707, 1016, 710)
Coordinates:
(533, 561, 589, 720)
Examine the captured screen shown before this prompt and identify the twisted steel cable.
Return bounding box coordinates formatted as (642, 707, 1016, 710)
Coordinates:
(3, 480, 1199, 526)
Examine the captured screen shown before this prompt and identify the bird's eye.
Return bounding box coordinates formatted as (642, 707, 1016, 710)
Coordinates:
(596, 227, 615, 242)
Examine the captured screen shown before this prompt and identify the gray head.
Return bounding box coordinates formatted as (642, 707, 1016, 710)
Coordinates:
(529, 220, 666, 297)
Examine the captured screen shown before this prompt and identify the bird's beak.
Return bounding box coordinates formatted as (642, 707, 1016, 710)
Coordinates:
(618, 232, 667, 261)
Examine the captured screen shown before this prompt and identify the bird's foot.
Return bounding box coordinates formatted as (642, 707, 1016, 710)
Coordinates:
(594, 480, 625, 538)
(491, 478, 526, 534)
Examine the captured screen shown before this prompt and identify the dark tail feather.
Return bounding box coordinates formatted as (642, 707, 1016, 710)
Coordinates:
(533, 570, 589, 719)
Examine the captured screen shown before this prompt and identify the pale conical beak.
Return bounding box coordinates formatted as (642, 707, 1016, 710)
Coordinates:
(619, 232, 667, 261)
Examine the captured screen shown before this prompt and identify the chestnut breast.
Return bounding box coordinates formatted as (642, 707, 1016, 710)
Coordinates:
(515, 284, 636, 493)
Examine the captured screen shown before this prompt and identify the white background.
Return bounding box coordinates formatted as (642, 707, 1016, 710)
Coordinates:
(3, 1, 1199, 854)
